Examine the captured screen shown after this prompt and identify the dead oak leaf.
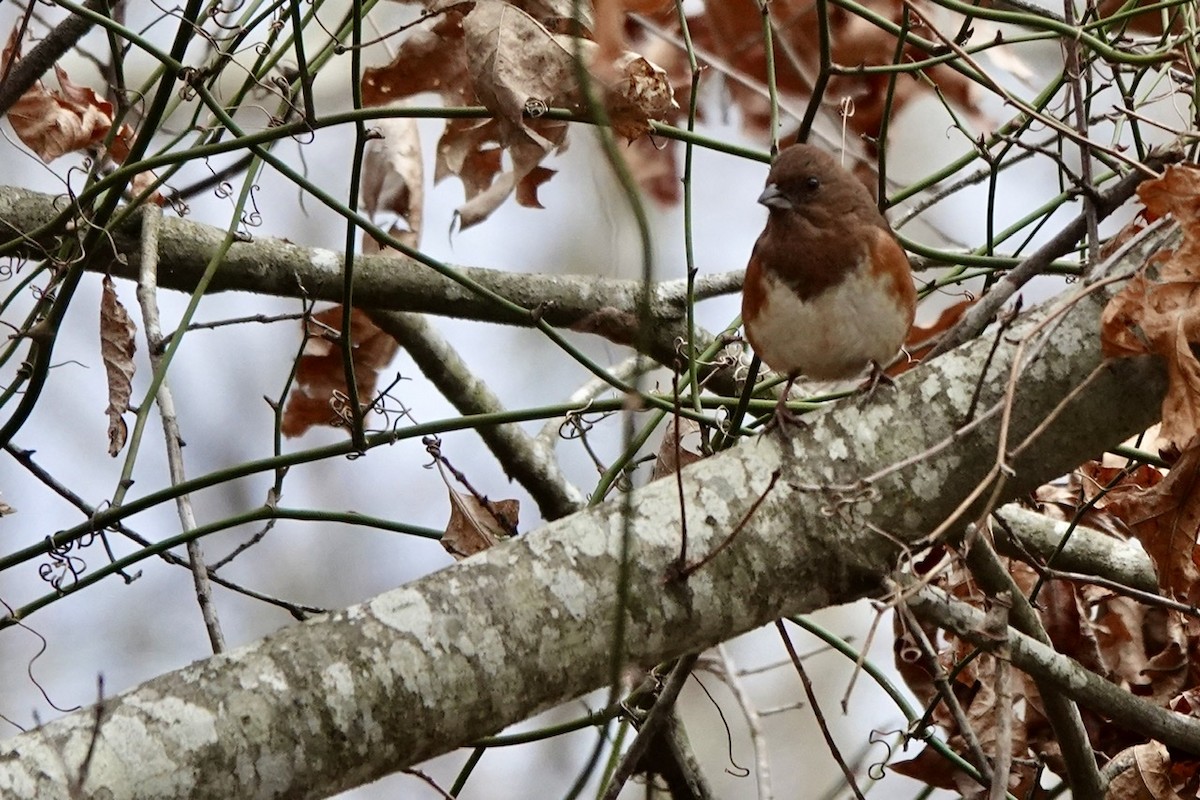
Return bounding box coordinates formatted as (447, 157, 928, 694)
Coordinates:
(100, 276, 136, 457)
(363, 2, 673, 227)
(3, 26, 113, 162)
(362, 11, 472, 107)
(442, 490, 520, 560)
(3, 28, 165, 201)
(651, 417, 706, 480)
(281, 307, 399, 438)
(1105, 742, 1186, 800)
(1102, 164, 1200, 455)
(515, 164, 556, 208)
(1105, 437, 1200, 602)
(360, 115, 424, 250)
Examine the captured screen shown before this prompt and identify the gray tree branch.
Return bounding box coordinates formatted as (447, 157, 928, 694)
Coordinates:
(0, 214, 1175, 798)
(0, 186, 741, 383)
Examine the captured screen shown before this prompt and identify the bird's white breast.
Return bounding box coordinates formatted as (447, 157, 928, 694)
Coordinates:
(749, 261, 910, 381)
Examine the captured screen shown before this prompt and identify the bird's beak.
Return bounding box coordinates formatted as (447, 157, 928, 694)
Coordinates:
(757, 183, 792, 211)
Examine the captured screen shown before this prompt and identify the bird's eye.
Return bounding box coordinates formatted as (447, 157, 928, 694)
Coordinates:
(806, 176, 821, 190)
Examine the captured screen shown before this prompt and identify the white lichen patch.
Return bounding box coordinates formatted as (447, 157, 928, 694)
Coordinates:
(309, 248, 341, 274)
(540, 560, 595, 619)
(385, 638, 441, 708)
(82, 698, 218, 795)
(236, 657, 289, 693)
(321, 662, 357, 727)
(125, 695, 219, 748)
(811, 422, 851, 462)
(369, 588, 434, 637)
(252, 750, 293, 797)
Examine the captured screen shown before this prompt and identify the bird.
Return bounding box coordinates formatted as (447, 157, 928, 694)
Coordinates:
(741, 143, 917, 422)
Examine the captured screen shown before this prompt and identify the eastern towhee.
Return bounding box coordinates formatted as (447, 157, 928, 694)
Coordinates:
(742, 144, 917, 418)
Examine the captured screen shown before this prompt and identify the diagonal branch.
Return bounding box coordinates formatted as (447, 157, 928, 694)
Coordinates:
(0, 221, 1174, 799)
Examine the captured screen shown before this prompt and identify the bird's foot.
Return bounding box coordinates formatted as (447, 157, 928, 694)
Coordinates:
(855, 361, 896, 401)
(762, 375, 808, 434)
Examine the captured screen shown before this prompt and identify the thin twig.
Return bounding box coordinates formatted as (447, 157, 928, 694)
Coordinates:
(982, 593, 1013, 800)
(370, 310, 584, 521)
(776, 620, 866, 800)
(899, 576, 1200, 756)
(599, 654, 700, 800)
(2, 444, 323, 618)
(927, 144, 1183, 360)
(674, 470, 781, 579)
(713, 644, 773, 799)
(962, 528, 1105, 797)
(895, 604, 995, 784)
(135, 206, 225, 654)
(1062, 0, 1100, 266)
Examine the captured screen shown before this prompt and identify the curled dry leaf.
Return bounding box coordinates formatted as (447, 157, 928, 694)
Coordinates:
(892, 558, 1049, 796)
(1101, 164, 1200, 457)
(442, 490, 520, 560)
(2, 27, 161, 201)
(891, 535, 1200, 786)
(1025, 459, 1161, 534)
(361, 0, 674, 227)
(99, 276, 137, 457)
(0, 494, 14, 516)
(280, 308, 400, 438)
(1104, 742, 1187, 800)
(1104, 438, 1200, 603)
(3, 28, 112, 162)
(650, 417, 706, 480)
(603, 50, 676, 140)
(360, 115, 424, 250)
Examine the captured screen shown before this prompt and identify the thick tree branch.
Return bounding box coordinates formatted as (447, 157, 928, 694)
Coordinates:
(0, 186, 740, 379)
(992, 504, 1157, 593)
(0, 220, 1175, 798)
(902, 579, 1200, 756)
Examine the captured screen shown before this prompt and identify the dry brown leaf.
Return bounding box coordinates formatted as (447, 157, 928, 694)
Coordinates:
(360, 115, 424, 249)
(99, 276, 136, 457)
(1106, 439, 1200, 602)
(442, 490, 519, 560)
(1028, 461, 1160, 541)
(691, 0, 983, 145)
(515, 164, 557, 208)
(363, 1, 673, 226)
(280, 307, 399, 438)
(1102, 164, 1200, 456)
(650, 417, 706, 480)
(2, 28, 163, 201)
(1105, 742, 1185, 800)
(3, 28, 113, 162)
(0, 494, 15, 516)
(435, 118, 505, 194)
(620, 0, 986, 197)
(455, 1, 580, 227)
(593, 0, 672, 65)
(603, 50, 676, 140)
(1094, 0, 1188, 35)
(363, 11, 473, 107)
